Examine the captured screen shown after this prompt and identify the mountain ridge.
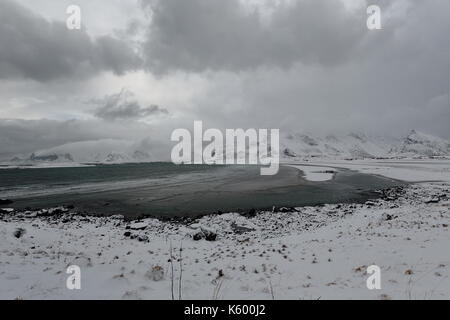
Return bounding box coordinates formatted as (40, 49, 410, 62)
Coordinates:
(280, 130, 450, 160)
(5, 130, 450, 165)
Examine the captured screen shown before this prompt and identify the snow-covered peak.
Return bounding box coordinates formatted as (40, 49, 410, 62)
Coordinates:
(280, 131, 395, 160)
(10, 139, 154, 165)
(393, 130, 450, 157)
(5, 130, 450, 165)
(280, 130, 450, 160)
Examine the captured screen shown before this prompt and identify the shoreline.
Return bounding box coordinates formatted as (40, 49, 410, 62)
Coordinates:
(0, 183, 405, 223)
(1, 182, 449, 299)
(0, 164, 403, 219)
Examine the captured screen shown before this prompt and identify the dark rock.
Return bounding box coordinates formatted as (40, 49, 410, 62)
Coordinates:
(0, 199, 13, 205)
(279, 207, 298, 213)
(37, 210, 49, 217)
(51, 208, 64, 215)
(192, 228, 217, 241)
(124, 231, 131, 237)
(283, 148, 297, 157)
(193, 232, 204, 241)
(13, 228, 26, 239)
(0, 208, 14, 215)
(204, 230, 217, 241)
(381, 213, 397, 221)
(239, 208, 258, 217)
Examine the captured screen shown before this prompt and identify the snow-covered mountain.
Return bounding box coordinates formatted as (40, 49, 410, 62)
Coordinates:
(390, 130, 450, 157)
(6, 130, 450, 165)
(10, 139, 154, 164)
(280, 130, 450, 160)
(280, 132, 398, 160)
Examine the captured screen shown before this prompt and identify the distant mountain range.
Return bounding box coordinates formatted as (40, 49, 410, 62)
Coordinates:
(390, 130, 450, 158)
(281, 130, 450, 160)
(4, 130, 450, 165)
(8, 139, 154, 164)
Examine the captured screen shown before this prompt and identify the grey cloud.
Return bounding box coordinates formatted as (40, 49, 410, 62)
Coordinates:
(141, 0, 378, 73)
(0, 0, 142, 81)
(0, 119, 105, 158)
(0, 118, 168, 159)
(1, 0, 450, 146)
(91, 89, 168, 121)
(153, 0, 450, 140)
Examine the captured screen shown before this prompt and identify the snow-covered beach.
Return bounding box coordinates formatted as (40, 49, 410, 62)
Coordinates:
(1, 160, 449, 300)
(2, 0, 450, 304)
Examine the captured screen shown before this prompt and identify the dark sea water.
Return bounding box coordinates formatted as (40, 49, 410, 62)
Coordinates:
(0, 163, 403, 218)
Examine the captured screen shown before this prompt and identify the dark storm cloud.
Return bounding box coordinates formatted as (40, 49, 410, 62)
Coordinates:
(0, 0, 142, 81)
(91, 89, 168, 121)
(137, 0, 450, 139)
(141, 0, 376, 73)
(1, 0, 450, 148)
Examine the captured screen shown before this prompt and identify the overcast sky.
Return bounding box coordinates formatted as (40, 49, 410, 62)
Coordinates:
(1, 0, 449, 158)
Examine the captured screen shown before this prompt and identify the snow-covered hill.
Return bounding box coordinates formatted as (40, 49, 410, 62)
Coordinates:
(280, 130, 450, 160)
(280, 132, 398, 160)
(10, 139, 153, 165)
(5, 130, 450, 165)
(391, 130, 450, 157)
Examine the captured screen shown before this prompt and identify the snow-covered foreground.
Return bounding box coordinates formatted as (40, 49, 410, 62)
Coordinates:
(1, 160, 449, 300)
(1, 178, 449, 300)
